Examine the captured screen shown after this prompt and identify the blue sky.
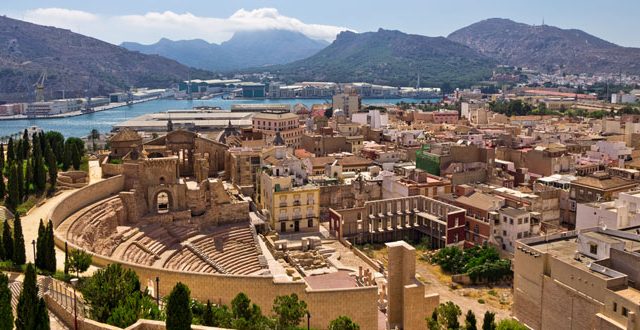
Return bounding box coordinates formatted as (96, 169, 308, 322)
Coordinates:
(2, 0, 639, 47)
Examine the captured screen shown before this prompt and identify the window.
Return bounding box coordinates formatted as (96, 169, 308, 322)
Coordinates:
(623, 307, 629, 317)
(518, 218, 522, 225)
(509, 219, 513, 225)
(613, 302, 617, 312)
(590, 243, 598, 255)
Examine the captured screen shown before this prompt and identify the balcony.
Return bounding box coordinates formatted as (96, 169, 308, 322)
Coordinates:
(293, 200, 301, 206)
(279, 202, 288, 207)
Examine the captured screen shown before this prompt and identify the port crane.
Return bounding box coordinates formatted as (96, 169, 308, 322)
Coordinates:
(34, 70, 47, 102)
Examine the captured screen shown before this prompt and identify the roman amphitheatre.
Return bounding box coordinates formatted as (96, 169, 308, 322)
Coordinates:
(49, 129, 438, 329)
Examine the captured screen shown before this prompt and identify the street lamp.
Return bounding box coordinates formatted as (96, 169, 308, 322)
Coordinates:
(31, 240, 36, 264)
(155, 276, 160, 306)
(306, 311, 311, 330)
(70, 278, 79, 330)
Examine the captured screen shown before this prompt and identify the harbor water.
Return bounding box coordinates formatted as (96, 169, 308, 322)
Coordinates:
(0, 97, 439, 138)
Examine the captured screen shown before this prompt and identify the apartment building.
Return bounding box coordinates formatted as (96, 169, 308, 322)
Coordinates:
(252, 110, 304, 147)
(514, 227, 640, 330)
(332, 92, 361, 117)
(257, 147, 320, 233)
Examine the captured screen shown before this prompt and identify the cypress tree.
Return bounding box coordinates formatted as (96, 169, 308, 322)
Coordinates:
(0, 272, 13, 330)
(46, 145, 57, 194)
(2, 219, 13, 262)
(34, 297, 50, 330)
(45, 220, 56, 272)
(16, 263, 38, 330)
(33, 142, 46, 193)
(166, 282, 192, 330)
(71, 144, 81, 170)
(0, 228, 4, 261)
(16, 161, 24, 202)
(64, 241, 69, 275)
(6, 138, 14, 164)
(21, 129, 29, 161)
(6, 162, 19, 211)
(62, 143, 71, 171)
(0, 143, 4, 171)
(0, 166, 5, 201)
(36, 219, 45, 269)
(202, 300, 214, 326)
(13, 213, 26, 266)
(25, 158, 32, 195)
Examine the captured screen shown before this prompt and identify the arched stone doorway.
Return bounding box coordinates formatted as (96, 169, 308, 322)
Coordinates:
(155, 191, 171, 214)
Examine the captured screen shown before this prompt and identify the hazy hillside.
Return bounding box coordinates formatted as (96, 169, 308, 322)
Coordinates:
(253, 28, 496, 87)
(448, 18, 640, 74)
(122, 29, 329, 72)
(0, 15, 209, 102)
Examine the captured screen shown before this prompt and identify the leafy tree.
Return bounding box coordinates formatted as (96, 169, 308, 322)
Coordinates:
(16, 263, 38, 330)
(495, 319, 527, 330)
(2, 219, 13, 262)
(432, 301, 462, 330)
(329, 315, 360, 330)
(107, 291, 160, 328)
(66, 249, 92, 276)
(230, 292, 270, 329)
(166, 282, 192, 330)
(482, 311, 496, 330)
(465, 310, 477, 330)
(272, 293, 308, 329)
(45, 131, 65, 162)
(13, 213, 25, 266)
(81, 264, 141, 322)
(0, 273, 13, 330)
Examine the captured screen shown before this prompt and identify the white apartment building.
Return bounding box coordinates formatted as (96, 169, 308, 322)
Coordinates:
(575, 190, 640, 230)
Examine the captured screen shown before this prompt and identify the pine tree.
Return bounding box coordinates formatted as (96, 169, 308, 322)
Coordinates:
(16, 263, 38, 330)
(166, 282, 192, 330)
(45, 220, 56, 272)
(2, 219, 13, 262)
(13, 213, 26, 266)
(0, 272, 13, 330)
(36, 219, 45, 270)
(46, 145, 57, 194)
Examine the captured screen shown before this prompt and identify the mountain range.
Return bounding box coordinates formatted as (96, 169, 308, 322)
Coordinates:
(0, 15, 209, 102)
(256, 28, 496, 87)
(447, 18, 640, 75)
(121, 30, 329, 72)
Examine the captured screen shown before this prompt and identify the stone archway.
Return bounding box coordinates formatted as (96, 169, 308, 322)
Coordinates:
(155, 190, 172, 214)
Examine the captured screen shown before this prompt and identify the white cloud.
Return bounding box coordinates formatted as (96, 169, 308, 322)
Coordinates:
(19, 7, 350, 45)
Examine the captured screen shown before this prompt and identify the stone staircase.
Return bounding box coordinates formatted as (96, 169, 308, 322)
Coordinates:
(184, 243, 228, 274)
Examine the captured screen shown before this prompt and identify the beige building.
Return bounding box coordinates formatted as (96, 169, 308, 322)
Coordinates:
(514, 227, 640, 330)
(332, 92, 361, 117)
(257, 147, 320, 233)
(252, 110, 303, 147)
(225, 146, 262, 196)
